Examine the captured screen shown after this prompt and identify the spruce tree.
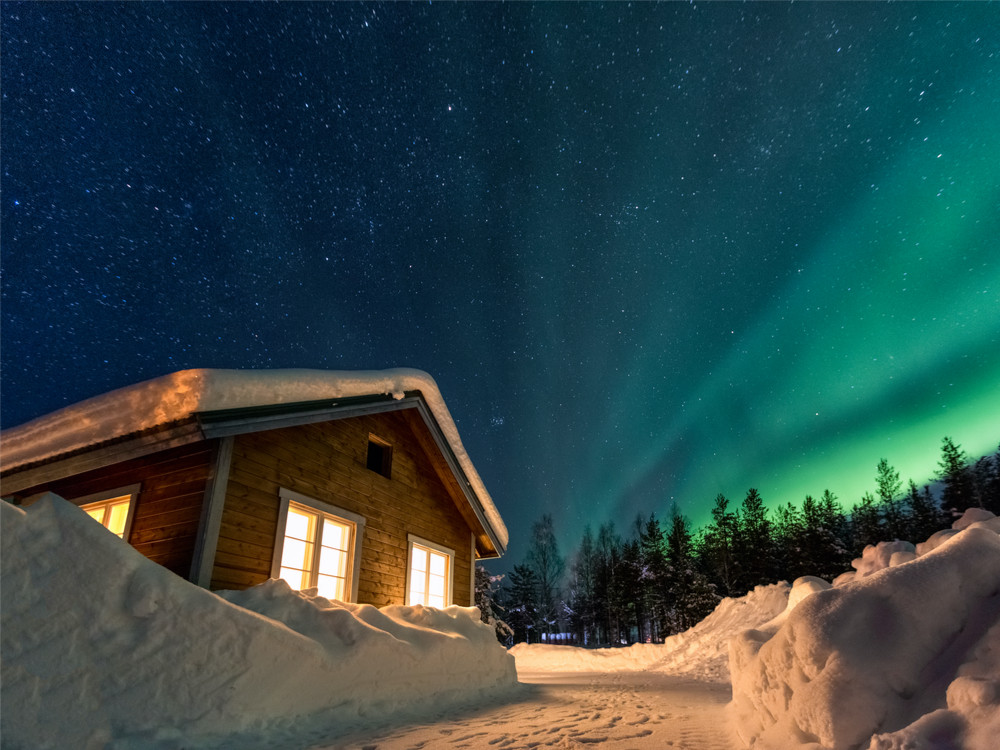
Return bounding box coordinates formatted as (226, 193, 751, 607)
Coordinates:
(803, 491, 851, 581)
(875, 458, 905, 540)
(970, 454, 997, 513)
(567, 525, 598, 644)
(504, 564, 540, 643)
(819, 489, 847, 540)
(594, 522, 621, 645)
(702, 493, 739, 596)
(773, 502, 807, 581)
(665, 507, 718, 631)
(984, 444, 1000, 514)
(850, 492, 882, 553)
(736, 488, 776, 589)
(906, 480, 945, 542)
(618, 538, 644, 644)
(639, 514, 670, 642)
(526, 514, 565, 640)
(938, 436, 974, 518)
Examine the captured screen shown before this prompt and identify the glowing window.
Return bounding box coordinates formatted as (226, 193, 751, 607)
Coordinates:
(273, 489, 365, 602)
(79, 492, 135, 539)
(407, 536, 454, 608)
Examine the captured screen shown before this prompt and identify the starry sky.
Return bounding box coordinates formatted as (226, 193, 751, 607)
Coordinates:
(3, 2, 999, 569)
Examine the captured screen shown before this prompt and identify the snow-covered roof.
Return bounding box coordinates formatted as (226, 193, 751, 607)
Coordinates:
(0, 368, 508, 550)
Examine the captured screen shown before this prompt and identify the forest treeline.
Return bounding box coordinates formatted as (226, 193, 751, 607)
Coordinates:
(476, 436, 1000, 647)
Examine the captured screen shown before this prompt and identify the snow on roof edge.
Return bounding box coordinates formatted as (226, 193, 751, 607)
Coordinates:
(0, 368, 508, 550)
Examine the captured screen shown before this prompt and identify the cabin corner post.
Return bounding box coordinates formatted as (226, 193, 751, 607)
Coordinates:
(470, 533, 477, 608)
(189, 436, 234, 588)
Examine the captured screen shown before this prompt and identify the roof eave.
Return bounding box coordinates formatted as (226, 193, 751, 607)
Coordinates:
(1, 391, 508, 557)
(411, 399, 506, 558)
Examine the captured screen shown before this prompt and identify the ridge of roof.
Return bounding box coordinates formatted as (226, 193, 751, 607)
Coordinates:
(0, 368, 508, 551)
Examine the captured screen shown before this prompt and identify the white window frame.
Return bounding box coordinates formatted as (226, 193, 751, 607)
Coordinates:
(272, 488, 365, 602)
(74, 484, 140, 541)
(406, 533, 455, 608)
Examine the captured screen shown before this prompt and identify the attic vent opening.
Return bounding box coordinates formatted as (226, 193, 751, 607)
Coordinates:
(366, 435, 392, 479)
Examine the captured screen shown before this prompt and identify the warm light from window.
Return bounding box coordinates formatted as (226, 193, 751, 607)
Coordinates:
(408, 543, 450, 608)
(81, 496, 132, 538)
(279, 503, 352, 601)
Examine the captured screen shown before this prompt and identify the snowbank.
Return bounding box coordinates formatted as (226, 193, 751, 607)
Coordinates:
(511, 582, 790, 682)
(0, 494, 517, 749)
(730, 509, 1000, 750)
(0, 367, 507, 549)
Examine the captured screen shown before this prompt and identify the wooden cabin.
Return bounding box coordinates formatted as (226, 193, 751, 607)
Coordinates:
(0, 369, 508, 608)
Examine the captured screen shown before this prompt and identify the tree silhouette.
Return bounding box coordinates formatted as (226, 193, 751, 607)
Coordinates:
(526, 514, 565, 640)
(875, 458, 905, 539)
(938, 437, 974, 518)
(504, 564, 540, 643)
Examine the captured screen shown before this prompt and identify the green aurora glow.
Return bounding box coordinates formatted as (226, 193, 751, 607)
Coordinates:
(598, 67, 1000, 529)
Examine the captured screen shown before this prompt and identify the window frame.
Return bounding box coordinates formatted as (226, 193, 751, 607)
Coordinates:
(272, 488, 365, 602)
(406, 533, 455, 608)
(74, 484, 140, 541)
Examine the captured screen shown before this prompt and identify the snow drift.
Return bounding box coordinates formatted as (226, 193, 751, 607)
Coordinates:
(511, 581, 790, 682)
(0, 494, 517, 749)
(730, 509, 1000, 750)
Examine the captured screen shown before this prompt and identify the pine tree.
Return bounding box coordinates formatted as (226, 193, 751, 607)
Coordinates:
(819, 489, 847, 539)
(594, 522, 621, 645)
(875, 458, 906, 540)
(618, 538, 644, 644)
(850, 492, 882, 553)
(773, 502, 807, 581)
(984, 444, 1000, 514)
(906, 480, 945, 542)
(504, 564, 540, 644)
(938, 436, 974, 518)
(802, 491, 851, 581)
(970, 454, 997, 513)
(567, 525, 598, 644)
(638, 514, 670, 642)
(701, 493, 739, 596)
(526, 514, 565, 640)
(664, 507, 718, 631)
(735, 488, 776, 589)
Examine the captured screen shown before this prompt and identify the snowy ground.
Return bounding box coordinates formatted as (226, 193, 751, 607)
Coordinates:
(3, 495, 999, 749)
(330, 671, 735, 750)
(322, 583, 793, 749)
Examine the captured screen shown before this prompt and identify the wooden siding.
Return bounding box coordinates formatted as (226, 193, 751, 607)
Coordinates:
(212, 409, 475, 605)
(4, 441, 214, 579)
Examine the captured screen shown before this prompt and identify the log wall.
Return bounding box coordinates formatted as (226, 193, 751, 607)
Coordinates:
(5, 441, 214, 579)
(212, 409, 475, 606)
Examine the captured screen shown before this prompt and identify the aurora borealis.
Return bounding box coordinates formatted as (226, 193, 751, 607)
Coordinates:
(2, 2, 998, 567)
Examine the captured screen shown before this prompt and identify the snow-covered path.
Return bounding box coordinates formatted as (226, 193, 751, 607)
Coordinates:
(329, 671, 736, 750)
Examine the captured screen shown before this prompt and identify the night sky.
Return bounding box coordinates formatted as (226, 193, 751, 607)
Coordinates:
(3, 2, 999, 569)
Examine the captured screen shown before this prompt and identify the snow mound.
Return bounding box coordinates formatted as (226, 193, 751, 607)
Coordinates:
(844, 540, 918, 581)
(511, 582, 790, 682)
(0, 367, 507, 549)
(730, 510, 1000, 750)
(649, 582, 792, 681)
(0, 494, 516, 749)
